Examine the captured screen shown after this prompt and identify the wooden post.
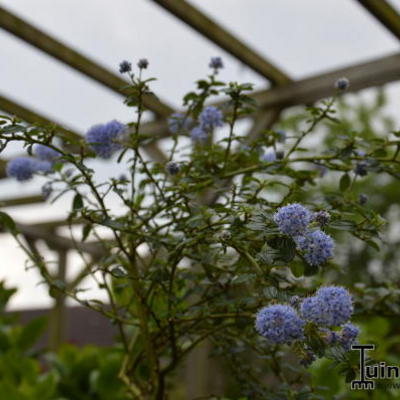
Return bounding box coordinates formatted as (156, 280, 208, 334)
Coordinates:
(49, 249, 68, 349)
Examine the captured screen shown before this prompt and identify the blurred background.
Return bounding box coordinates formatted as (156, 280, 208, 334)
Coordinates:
(0, 0, 399, 311)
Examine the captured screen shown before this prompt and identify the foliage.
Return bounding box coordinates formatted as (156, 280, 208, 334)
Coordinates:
(0, 59, 400, 399)
(0, 281, 127, 400)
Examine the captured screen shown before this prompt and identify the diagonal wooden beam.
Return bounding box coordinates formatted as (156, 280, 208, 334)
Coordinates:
(356, 0, 400, 40)
(0, 92, 167, 166)
(250, 52, 400, 110)
(152, 0, 292, 85)
(0, 93, 79, 141)
(0, 5, 173, 118)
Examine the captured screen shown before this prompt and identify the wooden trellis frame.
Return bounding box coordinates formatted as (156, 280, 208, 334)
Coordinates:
(0, 1, 399, 349)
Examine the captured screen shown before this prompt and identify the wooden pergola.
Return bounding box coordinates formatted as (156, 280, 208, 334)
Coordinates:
(0, 1, 400, 348)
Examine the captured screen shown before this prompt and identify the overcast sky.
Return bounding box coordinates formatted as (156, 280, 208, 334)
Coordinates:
(0, 0, 399, 309)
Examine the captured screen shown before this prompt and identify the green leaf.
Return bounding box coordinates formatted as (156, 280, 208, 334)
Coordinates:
(82, 224, 92, 242)
(0, 211, 17, 234)
(366, 239, 380, 251)
(290, 261, 305, 277)
(304, 263, 319, 276)
(267, 237, 296, 262)
(72, 193, 83, 210)
(110, 267, 128, 278)
(16, 316, 47, 351)
(339, 173, 351, 191)
(329, 220, 356, 231)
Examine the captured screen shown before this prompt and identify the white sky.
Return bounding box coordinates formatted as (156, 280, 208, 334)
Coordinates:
(0, 0, 399, 309)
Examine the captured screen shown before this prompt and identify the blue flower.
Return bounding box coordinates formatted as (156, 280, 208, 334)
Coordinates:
(85, 120, 126, 159)
(276, 130, 287, 143)
(190, 126, 208, 143)
(255, 304, 305, 344)
(199, 106, 223, 131)
(273, 203, 312, 236)
(355, 149, 366, 157)
(290, 295, 301, 308)
(315, 164, 327, 177)
(300, 286, 353, 327)
(137, 58, 149, 69)
(326, 330, 339, 345)
(300, 350, 316, 367)
(119, 60, 132, 74)
(335, 77, 349, 91)
(359, 193, 368, 205)
(6, 157, 52, 182)
(168, 113, 193, 134)
(339, 322, 359, 350)
(209, 56, 224, 71)
(354, 161, 368, 176)
(166, 161, 180, 175)
(34, 144, 60, 163)
(260, 149, 276, 163)
(296, 230, 334, 266)
(41, 182, 53, 200)
(312, 211, 330, 227)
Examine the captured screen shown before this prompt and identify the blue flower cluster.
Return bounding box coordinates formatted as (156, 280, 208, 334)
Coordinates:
(199, 106, 224, 131)
(168, 106, 224, 145)
(34, 144, 60, 163)
(190, 126, 208, 143)
(186, 106, 224, 144)
(169, 60, 225, 144)
(85, 120, 126, 159)
(209, 56, 224, 71)
(6, 142, 61, 182)
(274, 203, 312, 236)
(354, 160, 369, 176)
(273, 203, 334, 266)
(6, 157, 52, 182)
(300, 286, 353, 327)
(167, 113, 193, 134)
(166, 161, 180, 175)
(119, 60, 132, 74)
(137, 58, 149, 69)
(335, 77, 350, 91)
(313, 210, 330, 226)
(255, 304, 305, 344)
(296, 230, 334, 266)
(339, 322, 359, 350)
(255, 286, 359, 365)
(276, 129, 286, 143)
(260, 148, 276, 163)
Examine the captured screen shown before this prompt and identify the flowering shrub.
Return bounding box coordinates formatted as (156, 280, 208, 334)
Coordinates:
(0, 57, 399, 399)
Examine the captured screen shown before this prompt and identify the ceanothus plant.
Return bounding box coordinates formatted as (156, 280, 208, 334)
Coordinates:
(0, 57, 398, 399)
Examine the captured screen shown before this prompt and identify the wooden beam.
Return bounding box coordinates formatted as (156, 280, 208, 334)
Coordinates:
(27, 218, 83, 230)
(0, 93, 80, 141)
(49, 249, 67, 349)
(0, 158, 7, 179)
(0, 194, 44, 207)
(152, 0, 291, 85)
(356, 0, 400, 40)
(245, 107, 282, 144)
(0, 5, 173, 118)
(250, 52, 400, 110)
(16, 222, 104, 256)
